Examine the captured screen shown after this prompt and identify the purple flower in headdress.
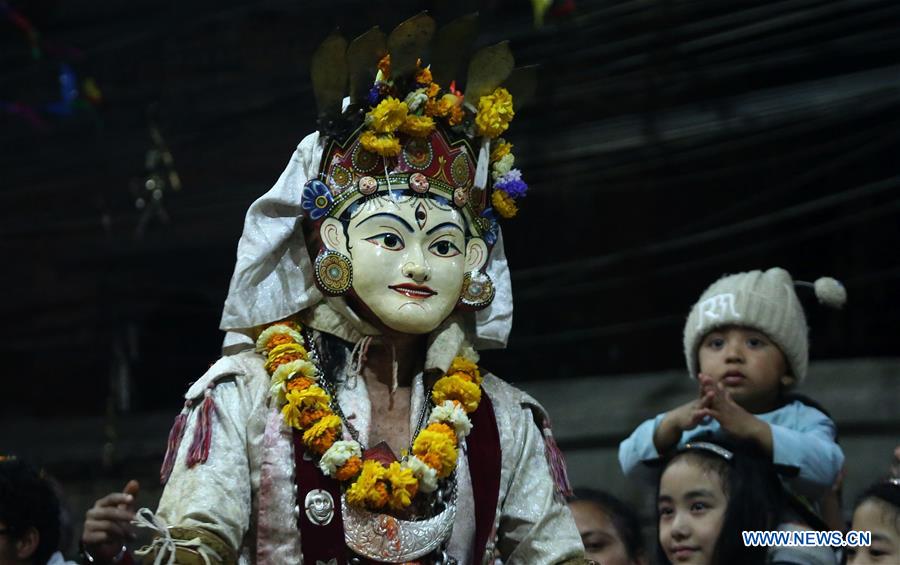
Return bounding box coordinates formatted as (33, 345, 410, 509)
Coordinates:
(301, 179, 333, 221)
(495, 169, 528, 199)
(367, 83, 388, 107)
(480, 208, 500, 246)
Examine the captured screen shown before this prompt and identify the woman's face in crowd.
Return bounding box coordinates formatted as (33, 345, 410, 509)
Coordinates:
(847, 499, 900, 564)
(658, 457, 727, 565)
(321, 195, 487, 334)
(568, 500, 639, 565)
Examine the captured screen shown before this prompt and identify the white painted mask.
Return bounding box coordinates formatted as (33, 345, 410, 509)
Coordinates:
(320, 194, 488, 334)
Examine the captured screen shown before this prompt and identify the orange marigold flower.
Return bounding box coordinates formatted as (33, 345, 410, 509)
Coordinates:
(335, 456, 363, 481)
(415, 65, 433, 85)
(425, 422, 458, 446)
(303, 414, 342, 454)
(265, 333, 294, 350)
(377, 54, 391, 79)
(296, 407, 330, 429)
(370, 481, 390, 509)
(426, 82, 440, 98)
(418, 452, 444, 474)
(265, 351, 303, 374)
(286, 376, 314, 392)
(309, 430, 338, 455)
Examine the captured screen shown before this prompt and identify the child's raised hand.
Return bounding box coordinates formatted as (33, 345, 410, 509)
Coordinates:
(653, 396, 712, 453)
(697, 377, 773, 455)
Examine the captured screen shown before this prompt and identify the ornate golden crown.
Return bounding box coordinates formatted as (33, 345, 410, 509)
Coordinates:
(301, 12, 535, 245)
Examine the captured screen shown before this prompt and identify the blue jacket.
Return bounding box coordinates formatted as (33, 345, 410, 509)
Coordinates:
(618, 400, 844, 498)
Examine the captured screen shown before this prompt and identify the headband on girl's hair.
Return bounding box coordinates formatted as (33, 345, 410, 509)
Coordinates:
(682, 441, 734, 461)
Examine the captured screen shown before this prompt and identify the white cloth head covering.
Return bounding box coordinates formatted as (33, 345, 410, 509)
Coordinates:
(219, 130, 513, 353)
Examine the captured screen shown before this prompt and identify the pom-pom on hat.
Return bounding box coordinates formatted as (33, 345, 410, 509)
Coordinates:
(683, 267, 846, 383)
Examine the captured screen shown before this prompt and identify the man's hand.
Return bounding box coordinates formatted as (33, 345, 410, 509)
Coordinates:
(697, 375, 773, 455)
(82, 480, 140, 563)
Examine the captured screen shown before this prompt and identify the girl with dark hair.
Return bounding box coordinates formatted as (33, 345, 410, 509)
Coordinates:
(567, 489, 647, 565)
(0, 458, 62, 565)
(846, 480, 900, 564)
(656, 438, 784, 565)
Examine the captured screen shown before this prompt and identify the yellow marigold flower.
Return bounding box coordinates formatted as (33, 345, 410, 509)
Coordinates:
(490, 139, 513, 163)
(432, 374, 481, 413)
(412, 429, 458, 478)
(475, 87, 515, 139)
(426, 82, 441, 98)
(346, 460, 388, 509)
(385, 461, 419, 511)
(400, 114, 435, 138)
(415, 65, 432, 85)
(377, 54, 391, 79)
(285, 384, 330, 410)
(303, 414, 342, 454)
(367, 97, 407, 134)
(335, 456, 363, 481)
(425, 422, 458, 446)
(359, 130, 401, 157)
(491, 189, 518, 219)
(449, 357, 481, 383)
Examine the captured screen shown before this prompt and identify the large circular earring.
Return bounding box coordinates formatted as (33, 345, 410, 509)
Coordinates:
(315, 250, 353, 296)
(458, 271, 495, 310)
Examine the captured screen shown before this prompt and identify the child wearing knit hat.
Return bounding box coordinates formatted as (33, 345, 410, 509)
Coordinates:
(619, 267, 846, 501)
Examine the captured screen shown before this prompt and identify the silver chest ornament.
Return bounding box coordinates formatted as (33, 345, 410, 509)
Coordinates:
(305, 489, 335, 526)
(341, 492, 457, 563)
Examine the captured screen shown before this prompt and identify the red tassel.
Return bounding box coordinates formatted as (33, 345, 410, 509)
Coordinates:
(186, 387, 216, 468)
(159, 401, 191, 484)
(541, 419, 573, 499)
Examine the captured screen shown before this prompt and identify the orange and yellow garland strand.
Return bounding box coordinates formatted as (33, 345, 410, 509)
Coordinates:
(257, 320, 483, 512)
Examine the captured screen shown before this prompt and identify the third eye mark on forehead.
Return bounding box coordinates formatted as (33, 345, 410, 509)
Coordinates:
(354, 212, 463, 236)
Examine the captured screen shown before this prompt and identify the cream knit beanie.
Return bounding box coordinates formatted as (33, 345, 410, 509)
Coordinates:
(683, 267, 846, 383)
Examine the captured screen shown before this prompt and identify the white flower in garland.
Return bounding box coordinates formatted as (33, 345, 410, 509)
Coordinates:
(319, 440, 363, 476)
(404, 89, 429, 113)
(402, 455, 438, 493)
(427, 400, 472, 439)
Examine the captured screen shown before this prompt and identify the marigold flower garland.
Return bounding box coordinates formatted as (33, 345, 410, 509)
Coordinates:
(257, 320, 484, 513)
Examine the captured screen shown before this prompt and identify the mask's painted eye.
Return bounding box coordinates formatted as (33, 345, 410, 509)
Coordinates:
(366, 233, 405, 250)
(429, 239, 461, 257)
